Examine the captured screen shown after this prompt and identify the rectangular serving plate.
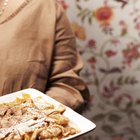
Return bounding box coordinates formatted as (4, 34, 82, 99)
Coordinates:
(0, 88, 96, 140)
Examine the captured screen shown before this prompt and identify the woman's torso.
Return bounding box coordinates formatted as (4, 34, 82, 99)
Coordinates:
(0, 0, 56, 96)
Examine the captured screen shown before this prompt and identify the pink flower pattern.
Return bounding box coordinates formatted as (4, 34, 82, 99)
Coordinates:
(63, 0, 140, 140)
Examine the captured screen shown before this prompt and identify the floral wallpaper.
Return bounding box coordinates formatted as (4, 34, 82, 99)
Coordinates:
(59, 0, 140, 140)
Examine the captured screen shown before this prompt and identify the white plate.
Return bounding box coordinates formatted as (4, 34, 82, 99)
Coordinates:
(0, 88, 96, 140)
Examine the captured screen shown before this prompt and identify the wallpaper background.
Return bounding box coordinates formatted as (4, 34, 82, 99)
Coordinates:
(59, 0, 140, 140)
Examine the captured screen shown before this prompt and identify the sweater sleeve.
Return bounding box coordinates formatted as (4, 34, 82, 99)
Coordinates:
(46, 1, 90, 113)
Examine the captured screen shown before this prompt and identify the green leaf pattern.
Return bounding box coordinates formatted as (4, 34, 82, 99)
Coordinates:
(63, 0, 140, 139)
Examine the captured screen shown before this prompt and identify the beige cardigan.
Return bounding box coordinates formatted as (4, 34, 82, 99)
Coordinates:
(0, 0, 89, 111)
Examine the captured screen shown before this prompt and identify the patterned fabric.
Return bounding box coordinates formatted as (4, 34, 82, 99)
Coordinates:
(61, 0, 140, 140)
